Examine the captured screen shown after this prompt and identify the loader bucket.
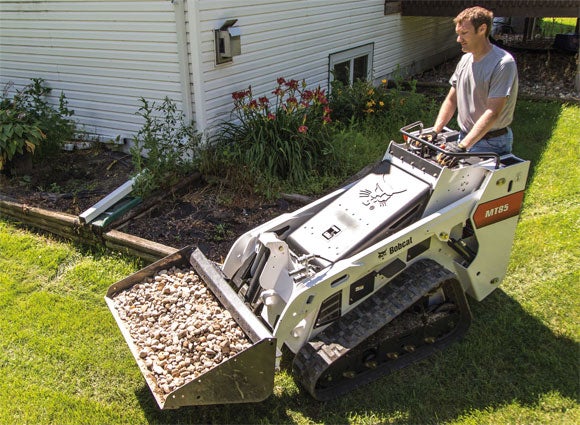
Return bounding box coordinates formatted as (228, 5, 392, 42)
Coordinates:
(105, 246, 276, 409)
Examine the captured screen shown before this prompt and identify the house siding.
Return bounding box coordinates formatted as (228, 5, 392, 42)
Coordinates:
(0, 0, 458, 141)
(195, 0, 457, 129)
(0, 0, 184, 140)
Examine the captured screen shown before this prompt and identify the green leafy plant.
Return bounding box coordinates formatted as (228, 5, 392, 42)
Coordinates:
(0, 83, 45, 171)
(130, 97, 201, 197)
(328, 78, 385, 124)
(212, 223, 233, 242)
(328, 71, 417, 124)
(329, 73, 438, 134)
(48, 182, 63, 193)
(18, 78, 76, 157)
(0, 78, 77, 171)
(213, 78, 337, 186)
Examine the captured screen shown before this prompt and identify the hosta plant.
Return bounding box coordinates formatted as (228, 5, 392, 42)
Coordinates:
(0, 78, 76, 171)
(0, 91, 45, 171)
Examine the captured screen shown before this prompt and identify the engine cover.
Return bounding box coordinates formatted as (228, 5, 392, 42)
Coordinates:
(286, 161, 431, 265)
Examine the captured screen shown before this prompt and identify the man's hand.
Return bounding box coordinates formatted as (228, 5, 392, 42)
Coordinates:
(420, 130, 438, 143)
(436, 141, 466, 167)
(411, 130, 438, 147)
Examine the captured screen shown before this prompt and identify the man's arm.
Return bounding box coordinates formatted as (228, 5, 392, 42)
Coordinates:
(433, 87, 457, 134)
(457, 96, 508, 149)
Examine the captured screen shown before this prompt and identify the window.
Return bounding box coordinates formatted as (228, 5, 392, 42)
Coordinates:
(329, 44, 374, 86)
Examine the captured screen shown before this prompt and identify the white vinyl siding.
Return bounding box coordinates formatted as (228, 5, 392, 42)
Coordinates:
(194, 0, 456, 129)
(0, 0, 183, 140)
(0, 0, 457, 141)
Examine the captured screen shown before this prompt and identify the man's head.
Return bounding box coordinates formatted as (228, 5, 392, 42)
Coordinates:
(454, 6, 493, 38)
(454, 7, 493, 54)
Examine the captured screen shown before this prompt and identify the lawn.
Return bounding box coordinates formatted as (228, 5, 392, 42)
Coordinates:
(0, 100, 578, 424)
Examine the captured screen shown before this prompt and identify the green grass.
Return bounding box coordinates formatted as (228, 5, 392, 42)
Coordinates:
(539, 17, 578, 36)
(0, 100, 579, 424)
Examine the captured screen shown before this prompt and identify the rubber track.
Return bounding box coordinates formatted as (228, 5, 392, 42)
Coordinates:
(292, 259, 469, 400)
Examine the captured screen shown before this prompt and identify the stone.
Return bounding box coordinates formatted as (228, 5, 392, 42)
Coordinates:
(112, 266, 251, 401)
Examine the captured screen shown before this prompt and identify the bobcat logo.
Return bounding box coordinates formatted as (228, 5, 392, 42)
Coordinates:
(359, 183, 406, 210)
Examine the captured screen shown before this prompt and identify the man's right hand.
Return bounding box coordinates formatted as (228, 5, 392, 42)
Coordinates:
(412, 130, 438, 147)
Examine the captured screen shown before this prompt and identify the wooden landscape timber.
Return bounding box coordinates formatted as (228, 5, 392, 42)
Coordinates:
(0, 195, 178, 263)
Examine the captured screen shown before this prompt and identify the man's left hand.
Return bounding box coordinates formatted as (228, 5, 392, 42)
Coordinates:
(437, 142, 466, 166)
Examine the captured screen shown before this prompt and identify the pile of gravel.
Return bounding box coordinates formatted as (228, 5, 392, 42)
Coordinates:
(111, 266, 252, 399)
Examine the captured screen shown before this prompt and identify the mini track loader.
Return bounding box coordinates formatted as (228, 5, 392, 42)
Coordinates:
(106, 122, 530, 409)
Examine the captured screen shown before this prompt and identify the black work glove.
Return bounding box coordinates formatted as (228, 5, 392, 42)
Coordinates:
(436, 142, 466, 167)
(420, 130, 438, 143)
(411, 130, 438, 148)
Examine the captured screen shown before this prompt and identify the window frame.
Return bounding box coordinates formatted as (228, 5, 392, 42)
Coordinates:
(328, 43, 374, 87)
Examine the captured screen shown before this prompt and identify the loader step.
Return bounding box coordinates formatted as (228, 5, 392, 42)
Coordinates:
(292, 259, 472, 401)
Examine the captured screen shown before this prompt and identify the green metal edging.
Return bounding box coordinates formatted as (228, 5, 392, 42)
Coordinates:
(91, 196, 143, 228)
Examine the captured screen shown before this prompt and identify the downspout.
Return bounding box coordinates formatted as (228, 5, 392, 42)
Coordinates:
(177, 0, 207, 132)
(172, 0, 194, 123)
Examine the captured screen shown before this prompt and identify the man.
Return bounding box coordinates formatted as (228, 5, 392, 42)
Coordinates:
(433, 6, 518, 165)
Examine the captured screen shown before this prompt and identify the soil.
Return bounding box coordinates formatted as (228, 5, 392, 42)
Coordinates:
(1, 49, 577, 263)
(0, 147, 135, 215)
(0, 146, 295, 263)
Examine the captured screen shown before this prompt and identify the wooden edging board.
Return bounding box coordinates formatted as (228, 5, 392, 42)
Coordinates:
(0, 196, 178, 263)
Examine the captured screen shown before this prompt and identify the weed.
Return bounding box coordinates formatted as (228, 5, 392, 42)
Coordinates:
(130, 97, 202, 197)
(212, 223, 233, 242)
(48, 182, 62, 193)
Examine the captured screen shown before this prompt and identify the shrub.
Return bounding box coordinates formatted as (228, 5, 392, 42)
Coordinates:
(130, 97, 202, 197)
(22, 78, 76, 156)
(329, 76, 413, 124)
(213, 78, 337, 185)
(328, 79, 380, 124)
(9, 79, 75, 157)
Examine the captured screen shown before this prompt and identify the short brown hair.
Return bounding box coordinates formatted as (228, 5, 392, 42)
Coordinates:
(454, 6, 494, 37)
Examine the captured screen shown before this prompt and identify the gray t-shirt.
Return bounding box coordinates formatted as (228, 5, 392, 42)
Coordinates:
(450, 44, 518, 133)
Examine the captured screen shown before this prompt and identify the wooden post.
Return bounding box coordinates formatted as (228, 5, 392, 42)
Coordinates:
(576, 18, 580, 93)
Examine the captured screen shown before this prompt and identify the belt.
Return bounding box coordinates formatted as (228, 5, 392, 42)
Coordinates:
(482, 127, 509, 139)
